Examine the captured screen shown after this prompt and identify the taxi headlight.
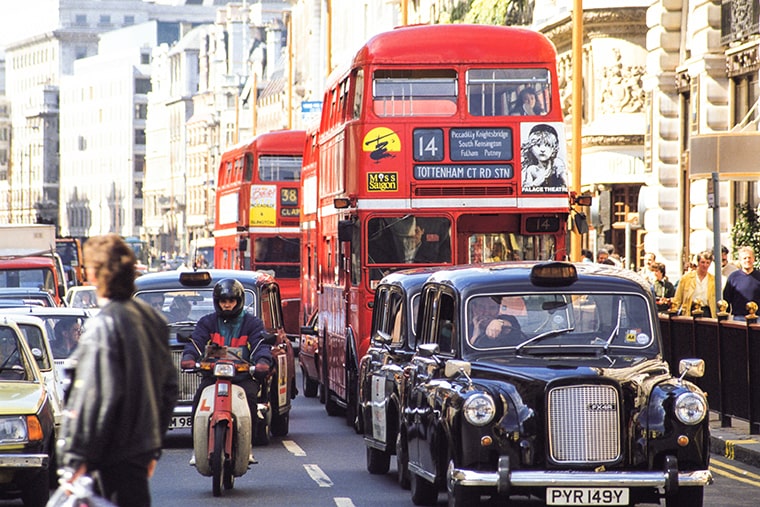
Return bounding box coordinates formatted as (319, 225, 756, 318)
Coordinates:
(0, 416, 29, 443)
(463, 393, 496, 427)
(214, 363, 235, 377)
(674, 392, 707, 425)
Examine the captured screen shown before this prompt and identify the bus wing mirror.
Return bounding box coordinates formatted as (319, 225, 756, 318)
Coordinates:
(239, 237, 248, 252)
(338, 220, 353, 243)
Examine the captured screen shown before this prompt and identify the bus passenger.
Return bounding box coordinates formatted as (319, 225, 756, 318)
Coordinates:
(514, 87, 542, 116)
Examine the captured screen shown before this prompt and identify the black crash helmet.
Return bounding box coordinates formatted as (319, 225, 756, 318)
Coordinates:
(213, 278, 245, 318)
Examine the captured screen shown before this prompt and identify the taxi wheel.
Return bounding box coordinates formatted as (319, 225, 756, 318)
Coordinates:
(410, 472, 438, 506)
(303, 369, 319, 398)
(366, 446, 391, 474)
(396, 430, 411, 490)
(666, 487, 703, 507)
(447, 458, 479, 507)
(271, 411, 289, 437)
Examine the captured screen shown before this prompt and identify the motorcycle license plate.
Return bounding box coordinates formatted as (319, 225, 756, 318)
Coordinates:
(170, 416, 193, 429)
(547, 488, 629, 505)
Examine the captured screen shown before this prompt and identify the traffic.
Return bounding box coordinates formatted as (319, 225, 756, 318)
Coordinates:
(0, 17, 756, 507)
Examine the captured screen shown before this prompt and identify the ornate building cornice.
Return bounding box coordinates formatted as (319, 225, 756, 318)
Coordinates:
(582, 135, 645, 148)
(542, 8, 647, 49)
(726, 42, 760, 77)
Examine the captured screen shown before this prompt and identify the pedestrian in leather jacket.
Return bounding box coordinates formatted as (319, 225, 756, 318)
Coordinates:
(180, 278, 273, 464)
(58, 234, 178, 507)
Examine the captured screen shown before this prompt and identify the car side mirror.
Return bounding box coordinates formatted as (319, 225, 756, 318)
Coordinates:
(300, 325, 318, 336)
(372, 330, 392, 346)
(262, 332, 278, 346)
(176, 333, 192, 343)
(678, 358, 705, 378)
(417, 343, 440, 357)
(444, 359, 471, 378)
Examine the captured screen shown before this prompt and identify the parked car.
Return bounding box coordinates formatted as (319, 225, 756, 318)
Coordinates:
(2, 314, 64, 426)
(298, 308, 321, 399)
(0, 288, 57, 307)
(133, 269, 296, 441)
(357, 268, 438, 487)
(3, 307, 93, 397)
(0, 318, 57, 506)
(401, 261, 712, 507)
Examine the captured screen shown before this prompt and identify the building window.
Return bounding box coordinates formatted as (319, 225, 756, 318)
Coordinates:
(134, 103, 148, 120)
(74, 14, 87, 26)
(98, 15, 111, 26)
(135, 78, 151, 94)
(140, 52, 150, 65)
(134, 155, 145, 173)
(135, 129, 146, 145)
(124, 15, 135, 26)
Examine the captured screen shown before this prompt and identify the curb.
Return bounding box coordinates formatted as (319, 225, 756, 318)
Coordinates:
(709, 415, 760, 469)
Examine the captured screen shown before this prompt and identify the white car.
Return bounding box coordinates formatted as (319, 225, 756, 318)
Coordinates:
(3, 313, 64, 426)
(64, 285, 99, 311)
(3, 307, 93, 405)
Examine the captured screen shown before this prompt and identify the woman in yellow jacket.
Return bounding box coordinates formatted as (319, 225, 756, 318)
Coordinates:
(672, 250, 717, 317)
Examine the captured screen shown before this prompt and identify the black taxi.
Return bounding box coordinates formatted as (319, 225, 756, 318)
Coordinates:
(402, 262, 712, 507)
(133, 269, 296, 443)
(358, 268, 439, 487)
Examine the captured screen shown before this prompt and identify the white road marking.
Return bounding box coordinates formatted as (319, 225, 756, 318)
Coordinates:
(334, 498, 356, 507)
(304, 464, 334, 487)
(283, 439, 306, 456)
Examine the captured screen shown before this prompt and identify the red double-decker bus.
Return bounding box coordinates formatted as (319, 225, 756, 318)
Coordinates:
(214, 129, 306, 340)
(311, 24, 575, 424)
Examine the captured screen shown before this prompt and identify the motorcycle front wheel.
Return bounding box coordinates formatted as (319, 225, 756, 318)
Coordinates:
(212, 423, 227, 497)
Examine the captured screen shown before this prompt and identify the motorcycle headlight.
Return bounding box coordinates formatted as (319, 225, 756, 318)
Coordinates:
(0, 416, 29, 444)
(674, 391, 707, 425)
(214, 363, 235, 377)
(463, 393, 496, 427)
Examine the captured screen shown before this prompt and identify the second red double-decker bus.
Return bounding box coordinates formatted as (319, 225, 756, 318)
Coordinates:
(309, 24, 576, 426)
(214, 129, 306, 340)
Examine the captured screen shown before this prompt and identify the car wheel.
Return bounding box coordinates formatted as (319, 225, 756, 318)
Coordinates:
(447, 457, 480, 507)
(271, 411, 289, 437)
(22, 469, 49, 507)
(410, 471, 438, 506)
(303, 368, 319, 398)
(366, 445, 391, 475)
(666, 486, 703, 507)
(253, 413, 271, 446)
(396, 430, 411, 490)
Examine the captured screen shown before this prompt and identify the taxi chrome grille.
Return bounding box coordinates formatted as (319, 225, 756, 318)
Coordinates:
(547, 384, 621, 463)
(172, 350, 200, 403)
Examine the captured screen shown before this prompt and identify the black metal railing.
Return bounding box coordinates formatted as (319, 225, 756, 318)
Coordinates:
(659, 312, 760, 434)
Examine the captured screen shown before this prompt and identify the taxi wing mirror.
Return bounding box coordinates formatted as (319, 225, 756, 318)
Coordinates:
(417, 343, 440, 357)
(177, 332, 192, 343)
(678, 358, 705, 379)
(444, 359, 471, 378)
(372, 330, 392, 347)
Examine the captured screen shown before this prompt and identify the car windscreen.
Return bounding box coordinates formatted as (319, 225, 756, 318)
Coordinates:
(134, 289, 257, 324)
(466, 292, 654, 353)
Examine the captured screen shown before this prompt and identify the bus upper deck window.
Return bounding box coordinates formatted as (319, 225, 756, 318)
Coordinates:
(467, 68, 551, 117)
(372, 69, 457, 117)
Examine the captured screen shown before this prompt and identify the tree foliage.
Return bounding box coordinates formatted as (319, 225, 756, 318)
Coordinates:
(730, 203, 760, 268)
(443, 0, 533, 26)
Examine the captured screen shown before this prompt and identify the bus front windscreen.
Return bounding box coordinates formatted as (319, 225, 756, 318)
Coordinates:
(367, 215, 451, 265)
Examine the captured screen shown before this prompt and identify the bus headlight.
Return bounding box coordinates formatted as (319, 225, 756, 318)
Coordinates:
(674, 392, 707, 425)
(463, 393, 496, 427)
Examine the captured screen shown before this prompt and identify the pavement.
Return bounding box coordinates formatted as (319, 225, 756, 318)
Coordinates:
(709, 411, 760, 469)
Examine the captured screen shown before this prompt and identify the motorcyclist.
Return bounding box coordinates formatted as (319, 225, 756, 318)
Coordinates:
(180, 278, 273, 465)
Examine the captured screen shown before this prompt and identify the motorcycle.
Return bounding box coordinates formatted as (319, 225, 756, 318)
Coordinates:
(184, 335, 275, 497)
